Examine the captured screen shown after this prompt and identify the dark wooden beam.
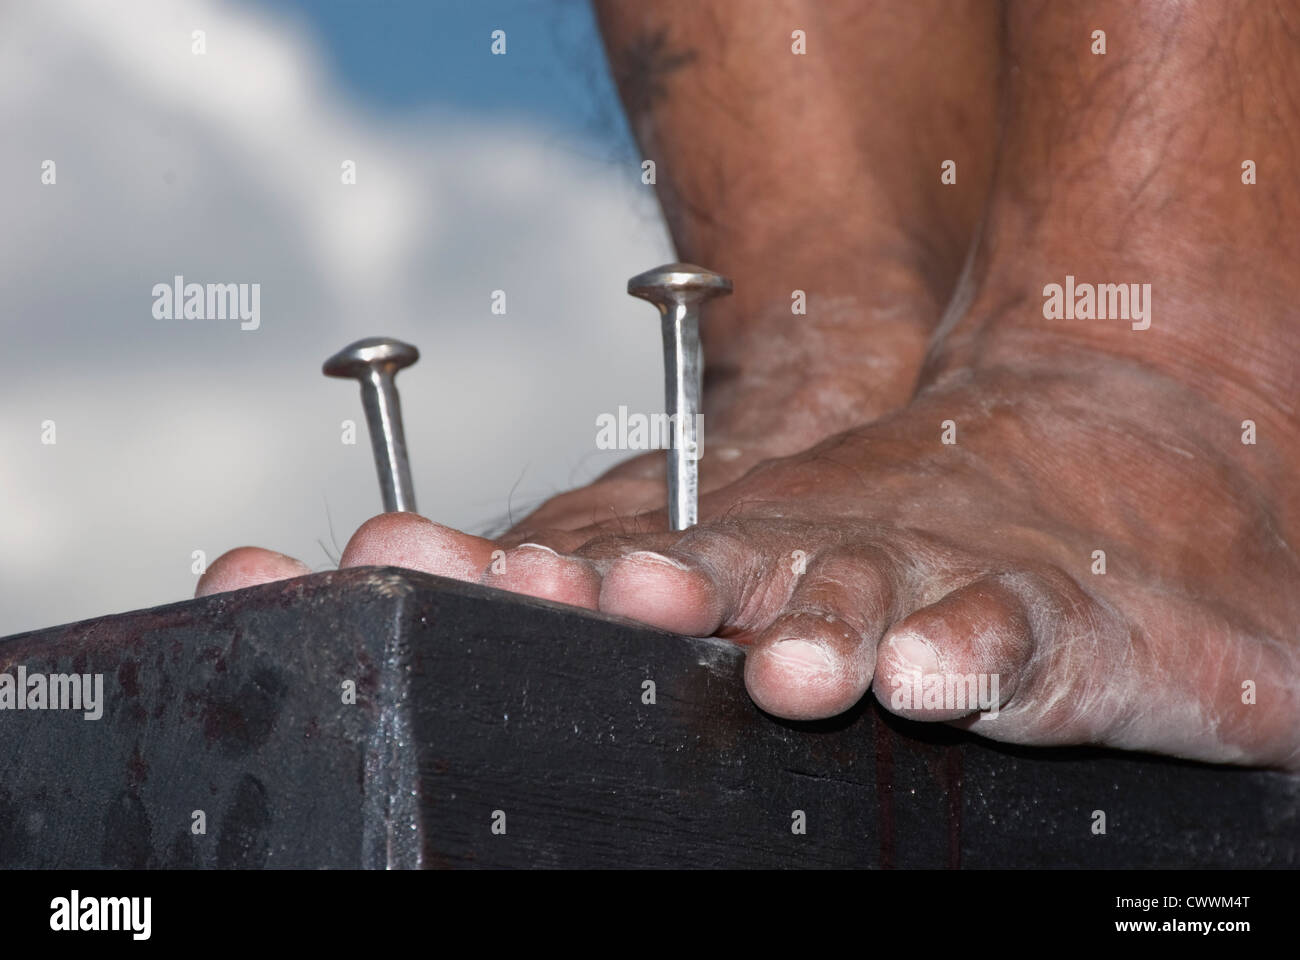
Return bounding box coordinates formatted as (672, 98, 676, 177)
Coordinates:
(0, 567, 1294, 868)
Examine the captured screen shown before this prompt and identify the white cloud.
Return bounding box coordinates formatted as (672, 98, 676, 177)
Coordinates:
(0, 0, 672, 633)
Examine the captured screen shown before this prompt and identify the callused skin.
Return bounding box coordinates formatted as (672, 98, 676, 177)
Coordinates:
(199, 0, 1300, 769)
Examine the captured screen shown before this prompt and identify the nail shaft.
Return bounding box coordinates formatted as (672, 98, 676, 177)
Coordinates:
(661, 299, 703, 530)
(323, 337, 419, 514)
(358, 368, 416, 513)
(628, 264, 732, 532)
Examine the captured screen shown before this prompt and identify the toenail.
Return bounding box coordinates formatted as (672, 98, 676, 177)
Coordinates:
(624, 551, 690, 570)
(515, 543, 560, 557)
(769, 638, 835, 674)
(890, 634, 940, 675)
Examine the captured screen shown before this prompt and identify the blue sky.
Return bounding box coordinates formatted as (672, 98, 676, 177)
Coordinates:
(242, 0, 631, 147)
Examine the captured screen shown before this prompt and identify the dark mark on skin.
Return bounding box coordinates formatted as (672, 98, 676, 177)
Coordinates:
(614, 29, 697, 117)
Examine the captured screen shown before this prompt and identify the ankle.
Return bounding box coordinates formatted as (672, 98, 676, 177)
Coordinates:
(702, 263, 942, 438)
(932, 230, 1300, 446)
(942, 0, 1300, 444)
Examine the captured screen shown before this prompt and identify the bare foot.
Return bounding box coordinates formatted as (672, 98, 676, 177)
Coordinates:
(547, 354, 1299, 769)
(492, 0, 1300, 767)
(199, 1, 1300, 770)
(201, 0, 999, 585)
(211, 302, 1300, 770)
(247, 0, 1300, 770)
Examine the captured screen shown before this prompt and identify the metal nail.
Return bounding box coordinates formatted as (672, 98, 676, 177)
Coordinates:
(323, 337, 420, 513)
(627, 263, 732, 531)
